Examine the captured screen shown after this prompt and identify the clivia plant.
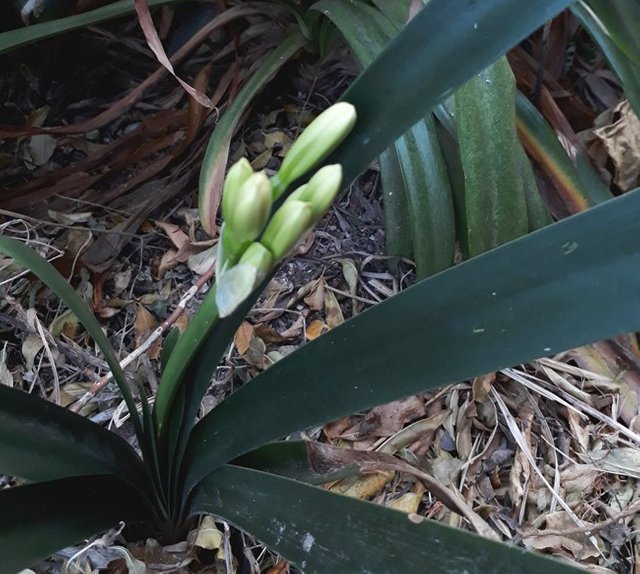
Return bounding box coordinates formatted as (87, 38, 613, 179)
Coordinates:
(1, 1, 639, 572)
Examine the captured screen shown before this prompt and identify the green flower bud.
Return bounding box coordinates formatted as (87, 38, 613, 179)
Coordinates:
(273, 102, 356, 198)
(260, 200, 313, 260)
(222, 157, 254, 220)
(224, 171, 273, 245)
(239, 241, 274, 278)
(302, 164, 342, 218)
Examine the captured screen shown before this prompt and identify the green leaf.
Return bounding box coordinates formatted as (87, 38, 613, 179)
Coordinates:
(369, 0, 410, 29)
(232, 441, 344, 485)
(379, 147, 414, 262)
(189, 465, 583, 574)
(313, 0, 397, 66)
(518, 143, 553, 231)
(0, 384, 148, 489)
(198, 31, 307, 235)
(324, 0, 575, 187)
(515, 92, 613, 211)
(154, 285, 220, 435)
(184, 187, 640, 491)
(455, 56, 528, 256)
(318, 0, 455, 274)
(394, 116, 455, 277)
(166, 277, 272, 514)
(15, 0, 77, 23)
(0, 0, 185, 54)
(0, 236, 144, 441)
(572, 1, 640, 115)
(581, 0, 640, 69)
(0, 475, 152, 573)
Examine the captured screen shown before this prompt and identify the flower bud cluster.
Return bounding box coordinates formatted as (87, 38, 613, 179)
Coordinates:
(215, 102, 356, 316)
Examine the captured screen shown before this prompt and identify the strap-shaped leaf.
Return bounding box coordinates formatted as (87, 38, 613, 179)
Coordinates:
(580, 0, 640, 72)
(319, 0, 454, 276)
(184, 187, 640, 491)
(0, 385, 148, 489)
(455, 56, 528, 255)
(0, 0, 185, 54)
(0, 475, 152, 573)
(394, 116, 455, 277)
(198, 31, 307, 235)
(571, 1, 640, 115)
(515, 92, 613, 212)
(318, 0, 575, 186)
(189, 465, 582, 574)
(0, 235, 144, 441)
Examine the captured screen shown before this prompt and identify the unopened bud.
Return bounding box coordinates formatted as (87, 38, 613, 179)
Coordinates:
(222, 158, 254, 220)
(302, 164, 342, 218)
(239, 241, 274, 278)
(224, 172, 273, 245)
(273, 102, 356, 198)
(260, 200, 313, 260)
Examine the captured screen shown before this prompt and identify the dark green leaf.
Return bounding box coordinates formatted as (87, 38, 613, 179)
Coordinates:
(0, 0, 185, 54)
(189, 465, 582, 574)
(313, 0, 396, 66)
(379, 147, 413, 262)
(582, 0, 640, 68)
(572, 1, 640, 115)
(0, 475, 152, 573)
(323, 0, 575, 187)
(168, 278, 272, 513)
(519, 143, 553, 231)
(0, 384, 148, 491)
(184, 187, 640, 491)
(455, 57, 528, 255)
(394, 116, 455, 277)
(369, 0, 410, 29)
(232, 441, 355, 485)
(0, 236, 144, 441)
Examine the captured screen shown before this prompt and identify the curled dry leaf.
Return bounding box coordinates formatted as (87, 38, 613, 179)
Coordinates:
(593, 100, 640, 192)
(357, 395, 426, 438)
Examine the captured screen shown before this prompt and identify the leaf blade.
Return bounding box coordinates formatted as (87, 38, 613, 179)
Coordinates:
(184, 187, 640, 490)
(0, 475, 151, 573)
(0, 236, 144, 440)
(189, 465, 582, 574)
(0, 0, 186, 54)
(0, 384, 147, 488)
(324, 0, 575, 186)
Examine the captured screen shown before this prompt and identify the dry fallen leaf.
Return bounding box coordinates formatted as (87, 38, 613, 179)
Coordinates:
(306, 319, 329, 341)
(357, 395, 426, 437)
(594, 100, 640, 191)
(193, 516, 224, 553)
(234, 321, 254, 356)
(134, 304, 158, 349)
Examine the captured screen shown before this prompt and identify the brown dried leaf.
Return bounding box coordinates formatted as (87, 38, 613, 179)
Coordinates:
(307, 442, 497, 540)
(243, 335, 268, 369)
(331, 471, 394, 500)
(594, 100, 640, 191)
(134, 0, 214, 109)
(277, 315, 305, 340)
(324, 287, 344, 329)
(303, 278, 325, 311)
(234, 321, 254, 356)
(306, 320, 329, 341)
(134, 304, 157, 348)
(358, 396, 426, 438)
(387, 492, 423, 514)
